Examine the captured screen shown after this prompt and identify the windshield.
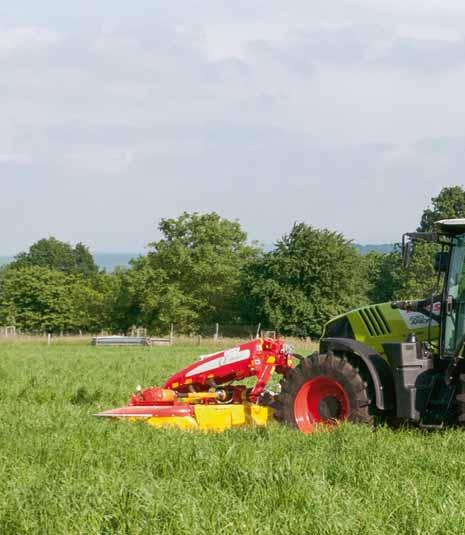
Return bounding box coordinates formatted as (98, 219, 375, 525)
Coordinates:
(444, 233, 465, 355)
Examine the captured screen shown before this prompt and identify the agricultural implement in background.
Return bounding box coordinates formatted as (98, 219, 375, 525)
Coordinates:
(98, 219, 465, 433)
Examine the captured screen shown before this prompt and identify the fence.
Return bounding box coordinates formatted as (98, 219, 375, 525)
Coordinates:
(0, 326, 16, 337)
(0, 323, 318, 351)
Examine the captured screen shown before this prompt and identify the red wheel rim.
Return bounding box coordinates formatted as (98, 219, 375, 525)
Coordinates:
(294, 376, 350, 433)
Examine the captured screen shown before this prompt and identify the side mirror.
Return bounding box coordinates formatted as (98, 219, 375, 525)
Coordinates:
(402, 237, 413, 268)
(434, 251, 448, 273)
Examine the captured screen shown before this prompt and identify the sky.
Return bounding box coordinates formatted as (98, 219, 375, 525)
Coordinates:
(2, 1, 465, 254)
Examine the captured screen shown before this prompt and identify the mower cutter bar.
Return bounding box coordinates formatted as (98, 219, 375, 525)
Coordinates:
(95, 404, 194, 418)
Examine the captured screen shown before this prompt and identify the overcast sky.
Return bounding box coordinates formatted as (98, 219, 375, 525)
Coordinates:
(2, 1, 465, 253)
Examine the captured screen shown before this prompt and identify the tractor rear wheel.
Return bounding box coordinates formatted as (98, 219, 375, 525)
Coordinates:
(274, 352, 373, 433)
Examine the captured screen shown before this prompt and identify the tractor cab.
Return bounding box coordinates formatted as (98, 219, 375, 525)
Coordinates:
(401, 218, 465, 361)
(436, 220, 465, 360)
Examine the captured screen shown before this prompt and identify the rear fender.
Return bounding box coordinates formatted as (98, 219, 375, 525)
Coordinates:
(320, 337, 395, 411)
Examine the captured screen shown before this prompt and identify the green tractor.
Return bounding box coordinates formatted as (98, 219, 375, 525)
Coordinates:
(275, 219, 465, 431)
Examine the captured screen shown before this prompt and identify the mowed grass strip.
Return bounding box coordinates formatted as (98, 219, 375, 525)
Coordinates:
(2, 343, 465, 534)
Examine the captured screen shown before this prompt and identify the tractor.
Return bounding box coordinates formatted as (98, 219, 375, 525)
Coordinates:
(275, 218, 464, 431)
(98, 219, 465, 433)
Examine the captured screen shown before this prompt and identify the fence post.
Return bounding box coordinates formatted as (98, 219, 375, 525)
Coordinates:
(47, 333, 52, 346)
(214, 323, 219, 341)
(169, 324, 174, 345)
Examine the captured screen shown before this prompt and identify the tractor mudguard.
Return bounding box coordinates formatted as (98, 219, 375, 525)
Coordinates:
(320, 337, 395, 411)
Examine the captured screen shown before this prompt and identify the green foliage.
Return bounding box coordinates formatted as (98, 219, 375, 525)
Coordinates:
(359, 251, 384, 302)
(364, 186, 462, 303)
(11, 237, 98, 277)
(0, 266, 104, 333)
(138, 212, 259, 333)
(419, 185, 465, 232)
(1, 188, 463, 337)
(97, 267, 143, 334)
(364, 243, 439, 303)
(244, 223, 367, 337)
(3, 342, 465, 534)
(0, 214, 260, 335)
(392, 243, 439, 300)
(73, 242, 99, 277)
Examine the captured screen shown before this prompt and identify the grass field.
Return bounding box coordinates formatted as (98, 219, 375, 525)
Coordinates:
(2, 341, 465, 534)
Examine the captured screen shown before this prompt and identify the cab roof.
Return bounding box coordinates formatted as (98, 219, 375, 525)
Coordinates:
(435, 219, 465, 236)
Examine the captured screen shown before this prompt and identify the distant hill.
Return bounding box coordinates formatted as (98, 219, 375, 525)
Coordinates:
(0, 253, 139, 271)
(354, 244, 395, 255)
(0, 245, 395, 270)
(263, 243, 396, 255)
(94, 253, 139, 271)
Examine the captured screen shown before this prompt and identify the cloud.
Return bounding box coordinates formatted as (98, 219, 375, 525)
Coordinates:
(0, 152, 30, 164)
(0, 26, 58, 53)
(377, 37, 465, 73)
(245, 23, 465, 77)
(2, 3, 465, 254)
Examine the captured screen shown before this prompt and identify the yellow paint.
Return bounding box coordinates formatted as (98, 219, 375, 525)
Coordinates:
(194, 404, 274, 431)
(266, 356, 276, 364)
(143, 403, 274, 432)
(146, 416, 198, 430)
(171, 382, 179, 389)
(185, 378, 192, 384)
(182, 392, 217, 402)
(248, 404, 272, 426)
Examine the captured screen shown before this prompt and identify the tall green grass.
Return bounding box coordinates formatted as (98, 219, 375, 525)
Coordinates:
(2, 342, 465, 534)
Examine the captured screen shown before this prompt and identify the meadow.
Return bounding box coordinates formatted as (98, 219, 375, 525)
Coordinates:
(2, 340, 465, 534)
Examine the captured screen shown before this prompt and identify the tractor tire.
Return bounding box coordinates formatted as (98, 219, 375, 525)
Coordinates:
(274, 352, 373, 433)
(456, 374, 465, 423)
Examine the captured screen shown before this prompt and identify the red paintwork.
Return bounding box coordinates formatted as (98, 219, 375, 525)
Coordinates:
(129, 388, 176, 406)
(164, 339, 288, 394)
(128, 338, 293, 407)
(98, 338, 295, 421)
(95, 404, 194, 418)
(293, 377, 349, 433)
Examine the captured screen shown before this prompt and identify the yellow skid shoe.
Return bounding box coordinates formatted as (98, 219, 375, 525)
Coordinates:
(146, 403, 273, 432)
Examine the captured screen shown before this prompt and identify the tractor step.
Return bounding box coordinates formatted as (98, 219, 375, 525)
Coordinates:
(419, 420, 444, 429)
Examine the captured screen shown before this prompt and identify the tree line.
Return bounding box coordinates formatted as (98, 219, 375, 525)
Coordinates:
(1, 186, 464, 337)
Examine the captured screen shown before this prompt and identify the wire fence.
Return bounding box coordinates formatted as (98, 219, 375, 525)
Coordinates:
(0, 323, 318, 352)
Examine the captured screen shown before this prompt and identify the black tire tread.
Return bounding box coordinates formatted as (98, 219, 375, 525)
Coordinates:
(276, 352, 373, 429)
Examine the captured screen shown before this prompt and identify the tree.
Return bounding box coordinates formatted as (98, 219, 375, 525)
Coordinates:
(0, 266, 104, 333)
(73, 242, 99, 278)
(366, 244, 438, 303)
(98, 260, 152, 334)
(360, 251, 384, 303)
(418, 186, 465, 232)
(244, 223, 367, 337)
(137, 212, 259, 332)
(11, 237, 98, 277)
(365, 187, 464, 304)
